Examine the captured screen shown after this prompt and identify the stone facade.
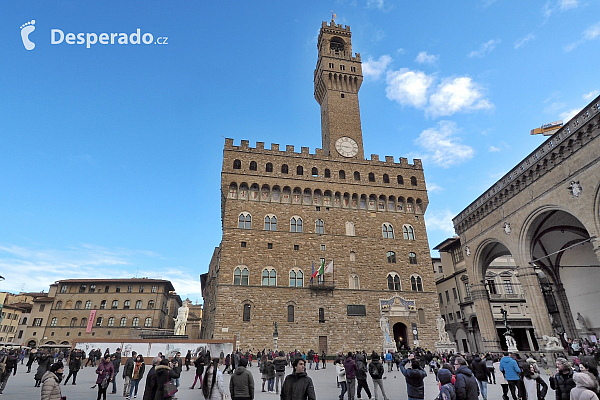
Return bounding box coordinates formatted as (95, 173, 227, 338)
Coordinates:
(202, 20, 439, 354)
(452, 95, 600, 351)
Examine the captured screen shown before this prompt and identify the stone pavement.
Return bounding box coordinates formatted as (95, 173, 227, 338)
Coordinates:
(0, 361, 554, 400)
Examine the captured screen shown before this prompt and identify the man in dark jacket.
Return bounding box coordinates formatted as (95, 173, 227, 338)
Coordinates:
(230, 358, 254, 400)
(0, 350, 18, 395)
(64, 353, 81, 385)
(281, 357, 316, 400)
(400, 354, 427, 400)
(344, 353, 358, 400)
(355, 353, 372, 399)
(142, 359, 158, 400)
(171, 352, 182, 388)
(454, 356, 479, 400)
(470, 355, 489, 400)
(154, 358, 180, 400)
(437, 369, 456, 400)
(368, 354, 389, 400)
(549, 358, 575, 400)
(122, 351, 137, 396)
(274, 351, 288, 394)
(110, 351, 122, 394)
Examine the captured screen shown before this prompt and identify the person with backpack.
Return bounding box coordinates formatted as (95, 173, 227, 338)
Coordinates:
(437, 368, 456, 400)
(356, 352, 372, 399)
(273, 351, 287, 394)
(368, 354, 389, 400)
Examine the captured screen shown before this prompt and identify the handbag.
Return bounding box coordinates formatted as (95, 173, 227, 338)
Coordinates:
(164, 380, 178, 398)
(101, 376, 109, 389)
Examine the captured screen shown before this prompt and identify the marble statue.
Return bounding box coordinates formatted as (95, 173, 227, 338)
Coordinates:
(436, 315, 451, 343)
(380, 315, 392, 344)
(577, 313, 589, 333)
(542, 335, 564, 350)
(173, 300, 190, 336)
(505, 334, 518, 352)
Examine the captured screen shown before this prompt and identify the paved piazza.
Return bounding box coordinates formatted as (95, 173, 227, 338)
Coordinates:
(2, 360, 553, 400)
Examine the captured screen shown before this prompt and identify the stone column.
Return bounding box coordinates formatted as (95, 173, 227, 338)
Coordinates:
(553, 282, 578, 338)
(525, 328, 536, 351)
(470, 284, 502, 351)
(515, 264, 554, 343)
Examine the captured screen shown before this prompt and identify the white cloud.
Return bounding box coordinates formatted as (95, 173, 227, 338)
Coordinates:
(424, 209, 457, 234)
(560, 108, 580, 121)
(415, 121, 475, 168)
(544, 0, 579, 18)
(426, 183, 443, 193)
(489, 145, 501, 152)
(428, 77, 493, 117)
(564, 21, 600, 51)
(362, 55, 392, 80)
(385, 68, 434, 108)
(560, 0, 578, 11)
(468, 39, 500, 58)
(583, 91, 599, 100)
(367, 0, 386, 10)
(514, 33, 535, 49)
(415, 51, 438, 64)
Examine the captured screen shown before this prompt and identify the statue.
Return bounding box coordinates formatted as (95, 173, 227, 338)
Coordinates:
(273, 322, 279, 338)
(173, 300, 190, 336)
(542, 335, 564, 350)
(577, 313, 589, 333)
(380, 315, 392, 344)
(505, 334, 518, 351)
(436, 315, 451, 343)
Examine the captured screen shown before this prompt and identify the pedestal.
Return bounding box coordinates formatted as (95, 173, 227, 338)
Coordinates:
(505, 335, 518, 353)
(435, 342, 457, 354)
(383, 342, 396, 354)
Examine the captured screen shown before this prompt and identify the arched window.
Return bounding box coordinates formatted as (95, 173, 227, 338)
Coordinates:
(233, 159, 241, 169)
(411, 275, 423, 291)
(397, 175, 404, 185)
(345, 221, 355, 236)
(290, 217, 303, 233)
(95, 317, 103, 327)
(387, 251, 396, 263)
(296, 166, 303, 175)
(132, 317, 139, 327)
(120, 317, 127, 327)
(145, 317, 152, 327)
(368, 172, 375, 182)
(354, 171, 360, 180)
(387, 273, 401, 291)
(315, 219, 324, 234)
(111, 300, 118, 309)
(266, 162, 273, 172)
(238, 212, 251, 229)
(70, 318, 77, 327)
(249, 161, 257, 171)
(311, 167, 318, 176)
(50, 317, 57, 327)
(410, 176, 418, 186)
(135, 300, 143, 309)
(264, 215, 277, 231)
(243, 304, 251, 321)
(80, 318, 87, 327)
(383, 174, 390, 183)
(339, 170, 346, 179)
(84, 300, 92, 309)
(55, 301, 63, 310)
(319, 308, 325, 323)
(409, 252, 417, 264)
(403, 225, 415, 240)
(124, 300, 131, 309)
(287, 305, 295, 322)
(262, 269, 277, 286)
(350, 251, 356, 261)
(324, 169, 331, 178)
(148, 300, 155, 309)
(281, 164, 288, 174)
(349, 274, 360, 289)
(100, 300, 107, 309)
(289, 270, 304, 287)
(107, 317, 115, 327)
(382, 223, 394, 239)
(234, 267, 249, 285)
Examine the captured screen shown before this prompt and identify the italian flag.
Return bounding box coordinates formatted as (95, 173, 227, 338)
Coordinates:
(311, 259, 325, 279)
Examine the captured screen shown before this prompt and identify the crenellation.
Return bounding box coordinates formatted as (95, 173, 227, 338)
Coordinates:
(385, 156, 394, 163)
(315, 148, 324, 157)
(413, 159, 422, 168)
(271, 143, 279, 151)
(286, 145, 294, 152)
(370, 154, 380, 162)
(225, 138, 234, 148)
(240, 140, 249, 149)
(256, 141, 264, 150)
(400, 157, 408, 165)
(301, 146, 309, 155)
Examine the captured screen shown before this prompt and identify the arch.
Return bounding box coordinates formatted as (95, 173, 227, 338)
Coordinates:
(409, 252, 417, 264)
(360, 194, 367, 209)
(402, 224, 415, 240)
(410, 274, 423, 291)
(397, 175, 404, 185)
(368, 172, 375, 182)
(281, 164, 289, 174)
(287, 304, 295, 322)
(349, 273, 360, 289)
(238, 212, 252, 229)
(387, 196, 396, 211)
(324, 169, 331, 178)
(290, 216, 303, 232)
(311, 167, 319, 176)
(383, 174, 390, 183)
(239, 183, 249, 200)
(271, 185, 281, 202)
(304, 188, 313, 205)
(323, 190, 332, 207)
(354, 171, 361, 181)
(314, 189, 323, 206)
(345, 221, 355, 236)
(264, 214, 277, 231)
(249, 183, 259, 201)
(282, 186, 291, 203)
(378, 195, 386, 211)
(249, 161, 257, 171)
(289, 269, 304, 287)
(387, 251, 396, 263)
(228, 182, 238, 199)
(406, 198, 414, 213)
(387, 273, 401, 291)
(315, 219, 324, 234)
(234, 266, 250, 285)
(410, 176, 418, 186)
(262, 268, 277, 286)
(261, 184, 270, 201)
(296, 165, 304, 175)
(339, 170, 346, 179)
(382, 223, 394, 239)
(266, 162, 273, 172)
(397, 197, 405, 212)
(393, 322, 408, 349)
(233, 159, 241, 169)
(416, 199, 424, 213)
(66, 300, 73, 309)
(80, 317, 87, 327)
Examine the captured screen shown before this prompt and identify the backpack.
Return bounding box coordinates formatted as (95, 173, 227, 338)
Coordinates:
(369, 362, 383, 379)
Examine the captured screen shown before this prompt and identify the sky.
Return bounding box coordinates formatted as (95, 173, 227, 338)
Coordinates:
(1, 0, 599, 303)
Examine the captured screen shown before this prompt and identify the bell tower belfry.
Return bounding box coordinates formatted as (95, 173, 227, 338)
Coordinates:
(314, 20, 364, 159)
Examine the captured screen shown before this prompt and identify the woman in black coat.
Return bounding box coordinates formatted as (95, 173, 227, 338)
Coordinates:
(154, 359, 180, 400)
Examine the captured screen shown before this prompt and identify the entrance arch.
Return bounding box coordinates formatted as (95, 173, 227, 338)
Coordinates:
(393, 322, 408, 349)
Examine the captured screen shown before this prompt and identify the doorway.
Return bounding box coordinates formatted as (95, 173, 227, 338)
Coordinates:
(393, 322, 408, 349)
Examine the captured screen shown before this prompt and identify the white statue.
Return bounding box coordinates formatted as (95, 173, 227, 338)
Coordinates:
(542, 335, 563, 350)
(436, 315, 451, 343)
(380, 315, 392, 344)
(505, 334, 518, 351)
(173, 300, 190, 335)
(577, 313, 589, 333)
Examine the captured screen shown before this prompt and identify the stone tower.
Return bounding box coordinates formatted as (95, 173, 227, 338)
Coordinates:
(314, 21, 364, 159)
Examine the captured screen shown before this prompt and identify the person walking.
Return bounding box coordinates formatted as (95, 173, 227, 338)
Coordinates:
(111, 352, 121, 394)
(485, 354, 495, 384)
(202, 358, 224, 400)
(96, 354, 115, 400)
(274, 351, 287, 394)
(344, 352, 358, 400)
(385, 351, 393, 372)
(122, 351, 138, 397)
(40, 362, 64, 400)
(494, 356, 510, 400)
(368, 354, 389, 400)
(265, 355, 276, 393)
(280, 357, 316, 400)
(454, 356, 480, 400)
(500, 352, 523, 400)
(224, 354, 232, 374)
(171, 352, 182, 388)
(471, 354, 489, 400)
(550, 358, 576, 400)
(570, 372, 599, 400)
(229, 358, 254, 400)
(191, 352, 206, 389)
(400, 354, 427, 400)
(356, 352, 372, 399)
(437, 369, 457, 400)
(522, 364, 548, 400)
(337, 361, 347, 400)
(26, 348, 37, 373)
(154, 358, 180, 400)
(0, 350, 18, 395)
(126, 354, 145, 399)
(322, 351, 327, 369)
(35, 352, 52, 387)
(185, 350, 192, 372)
(142, 358, 159, 400)
(64, 352, 81, 385)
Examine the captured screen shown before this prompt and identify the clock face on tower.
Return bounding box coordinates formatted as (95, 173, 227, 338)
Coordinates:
(335, 137, 359, 157)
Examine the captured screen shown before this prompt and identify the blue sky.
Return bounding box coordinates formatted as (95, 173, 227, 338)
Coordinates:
(1, 1, 598, 302)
